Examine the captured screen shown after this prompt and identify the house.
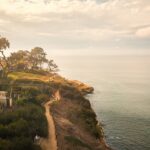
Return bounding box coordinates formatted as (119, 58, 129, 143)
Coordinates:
(0, 91, 7, 107)
(0, 91, 12, 108)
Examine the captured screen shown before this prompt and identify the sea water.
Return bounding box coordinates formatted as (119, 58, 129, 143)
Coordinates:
(53, 55, 150, 150)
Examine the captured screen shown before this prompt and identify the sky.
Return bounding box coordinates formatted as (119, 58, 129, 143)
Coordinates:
(0, 0, 150, 56)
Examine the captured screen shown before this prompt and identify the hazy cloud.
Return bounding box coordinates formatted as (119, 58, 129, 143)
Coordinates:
(135, 26, 150, 38)
(0, 0, 150, 54)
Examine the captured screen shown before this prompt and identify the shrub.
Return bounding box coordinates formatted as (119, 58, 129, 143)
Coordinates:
(11, 137, 33, 150)
(0, 125, 11, 138)
(35, 94, 49, 105)
(22, 87, 41, 101)
(8, 118, 29, 137)
(0, 104, 48, 150)
(15, 98, 26, 106)
(0, 137, 39, 150)
(79, 108, 103, 138)
(65, 135, 92, 150)
(0, 139, 12, 150)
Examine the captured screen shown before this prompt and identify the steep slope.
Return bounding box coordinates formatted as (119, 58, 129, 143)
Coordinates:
(51, 96, 111, 150)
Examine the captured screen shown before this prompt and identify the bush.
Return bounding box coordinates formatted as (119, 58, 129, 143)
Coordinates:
(0, 125, 11, 138)
(15, 98, 27, 106)
(0, 104, 48, 144)
(0, 137, 39, 150)
(65, 135, 92, 150)
(22, 87, 41, 102)
(11, 137, 33, 150)
(0, 139, 12, 150)
(35, 94, 49, 105)
(80, 108, 103, 138)
(8, 118, 29, 137)
(81, 108, 96, 119)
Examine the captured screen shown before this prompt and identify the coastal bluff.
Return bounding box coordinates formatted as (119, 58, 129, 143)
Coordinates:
(51, 78, 111, 150)
(2, 72, 111, 150)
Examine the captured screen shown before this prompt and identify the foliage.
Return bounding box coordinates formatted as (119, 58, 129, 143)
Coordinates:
(7, 50, 30, 71)
(0, 37, 10, 50)
(80, 107, 102, 138)
(0, 36, 58, 78)
(0, 137, 37, 150)
(17, 86, 50, 105)
(0, 104, 48, 150)
(0, 36, 10, 77)
(30, 47, 47, 70)
(65, 135, 92, 150)
(7, 48, 58, 73)
(35, 94, 49, 105)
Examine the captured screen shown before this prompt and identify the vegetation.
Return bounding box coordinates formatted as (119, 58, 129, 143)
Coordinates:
(0, 36, 99, 150)
(0, 103, 48, 150)
(0, 81, 49, 150)
(8, 72, 52, 83)
(0, 36, 10, 77)
(65, 135, 92, 150)
(80, 107, 102, 138)
(0, 36, 58, 78)
(0, 36, 56, 150)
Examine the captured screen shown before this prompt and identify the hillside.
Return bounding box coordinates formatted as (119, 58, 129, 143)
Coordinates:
(0, 71, 110, 150)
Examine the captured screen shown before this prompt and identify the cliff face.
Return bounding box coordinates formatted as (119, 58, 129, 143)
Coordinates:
(51, 81, 111, 150)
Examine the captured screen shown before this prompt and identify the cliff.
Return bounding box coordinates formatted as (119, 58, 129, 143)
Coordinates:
(51, 80, 111, 150)
(4, 71, 111, 150)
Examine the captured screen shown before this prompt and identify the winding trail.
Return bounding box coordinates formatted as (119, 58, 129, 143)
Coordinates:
(40, 100, 57, 150)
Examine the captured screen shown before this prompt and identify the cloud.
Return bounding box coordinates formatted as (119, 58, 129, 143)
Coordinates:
(0, 0, 150, 51)
(135, 26, 150, 38)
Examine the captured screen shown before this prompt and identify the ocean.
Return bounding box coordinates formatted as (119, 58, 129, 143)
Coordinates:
(53, 54, 150, 150)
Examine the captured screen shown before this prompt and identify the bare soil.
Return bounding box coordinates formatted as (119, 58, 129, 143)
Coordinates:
(40, 100, 57, 150)
(51, 98, 111, 150)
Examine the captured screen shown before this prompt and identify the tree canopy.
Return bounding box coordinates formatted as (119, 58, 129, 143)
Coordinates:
(0, 36, 58, 77)
(0, 36, 10, 77)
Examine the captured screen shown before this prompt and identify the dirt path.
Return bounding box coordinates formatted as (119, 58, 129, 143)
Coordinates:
(40, 100, 57, 150)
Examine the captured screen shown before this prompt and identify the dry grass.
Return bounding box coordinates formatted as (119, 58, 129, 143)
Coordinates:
(8, 72, 51, 82)
(8, 72, 68, 85)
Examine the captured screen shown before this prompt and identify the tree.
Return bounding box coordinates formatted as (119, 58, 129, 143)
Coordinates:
(8, 50, 30, 71)
(47, 59, 58, 72)
(30, 47, 47, 70)
(0, 36, 58, 74)
(0, 36, 10, 77)
(7, 47, 58, 73)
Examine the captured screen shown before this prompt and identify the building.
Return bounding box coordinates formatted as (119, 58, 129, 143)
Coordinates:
(0, 91, 7, 106)
(0, 91, 12, 108)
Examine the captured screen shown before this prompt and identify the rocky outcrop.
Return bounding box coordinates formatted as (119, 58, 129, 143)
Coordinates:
(68, 80, 94, 95)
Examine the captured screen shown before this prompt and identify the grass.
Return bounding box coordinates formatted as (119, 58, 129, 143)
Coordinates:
(7, 72, 91, 97)
(8, 72, 51, 83)
(8, 72, 69, 86)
